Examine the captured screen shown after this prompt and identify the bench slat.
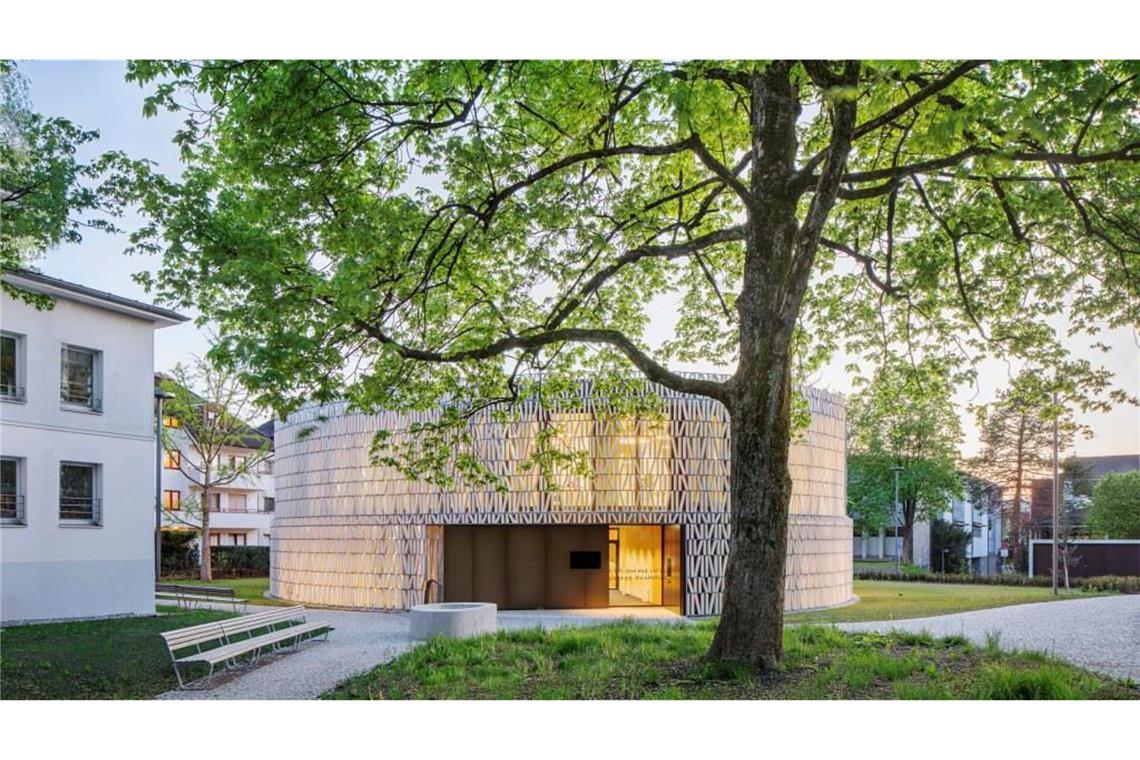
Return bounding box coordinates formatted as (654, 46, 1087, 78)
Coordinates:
(176, 622, 333, 666)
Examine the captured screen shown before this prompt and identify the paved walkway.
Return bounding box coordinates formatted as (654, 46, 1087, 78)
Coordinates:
(839, 594, 1140, 682)
(158, 606, 685, 700)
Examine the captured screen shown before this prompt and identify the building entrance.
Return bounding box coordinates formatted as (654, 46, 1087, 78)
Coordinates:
(443, 524, 682, 613)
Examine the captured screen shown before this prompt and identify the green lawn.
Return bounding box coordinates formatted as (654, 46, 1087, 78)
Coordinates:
(788, 580, 1108, 624)
(170, 576, 288, 607)
(0, 607, 235, 699)
(325, 620, 1138, 700)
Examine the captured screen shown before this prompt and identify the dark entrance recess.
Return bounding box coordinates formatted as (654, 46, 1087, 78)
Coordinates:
(443, 524, 683, 612)
(444, 525, 608, 609)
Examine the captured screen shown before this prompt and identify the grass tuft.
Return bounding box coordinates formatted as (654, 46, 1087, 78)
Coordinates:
(324, 620, 1139, 701)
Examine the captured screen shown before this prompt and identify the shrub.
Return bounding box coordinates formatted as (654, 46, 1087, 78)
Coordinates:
(209, 546, 270, 577)
(853, 570, 1140, 593)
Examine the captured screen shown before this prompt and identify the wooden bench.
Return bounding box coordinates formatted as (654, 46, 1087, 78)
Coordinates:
(160, 605, 334, 689)
(156, 582, 249, 613)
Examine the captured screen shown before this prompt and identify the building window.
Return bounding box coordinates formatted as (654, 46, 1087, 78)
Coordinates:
(230, 493, 248, 513)
(232, 532, 246, 546)
(1, 457, 25, 524)
(1, 332, 26, 402)
(59, 462, 101, 524)
(162, 415, 181, 428)
(263, 496, 275, 513)
(163, 490, 182, 511)
(60, 345, 101, 411)
(163, 449, 181, 470)
(258, 459, 273, 475)
(205, 492, 220, 512)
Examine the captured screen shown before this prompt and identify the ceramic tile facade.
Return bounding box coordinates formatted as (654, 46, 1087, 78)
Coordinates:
(270, 382, 852, 615)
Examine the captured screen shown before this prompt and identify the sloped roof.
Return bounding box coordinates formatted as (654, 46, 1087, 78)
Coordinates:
(4, 267, 187, 326)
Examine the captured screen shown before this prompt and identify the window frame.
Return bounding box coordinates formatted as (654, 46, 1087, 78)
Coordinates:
(60, 344, 103, 413)
(1, 331, 26, 403)
(229, 492, 248, 513)
(59, 461, 102, 526)
(163, 489, 182, 511)
(1, 456, 26, 525)
(163, 448, 182, 470)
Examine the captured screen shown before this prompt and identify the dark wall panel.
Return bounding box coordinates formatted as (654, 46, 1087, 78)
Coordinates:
(472, 526, 509, 607)
(507, 526, 546, 608)
(443, 526, 473, 602)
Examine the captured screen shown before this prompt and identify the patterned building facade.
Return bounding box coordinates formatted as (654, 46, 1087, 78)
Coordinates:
(270, 381, 852, 616)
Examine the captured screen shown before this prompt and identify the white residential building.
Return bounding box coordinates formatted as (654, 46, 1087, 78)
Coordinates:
(1, 269, 186, 623)
(941, 483, 1002, 576)
(158, 388, 275, 549)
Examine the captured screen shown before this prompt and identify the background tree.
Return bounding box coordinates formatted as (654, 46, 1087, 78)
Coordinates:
(847, 359, 964, 564)
(930, 518, 971, 574)
(0, 61, 137, 305)
(127, 60, 1139, 668)
(1086, 471, 1140, 539)
(968, 368, 1103, 570)
(159, 358, 271, 581)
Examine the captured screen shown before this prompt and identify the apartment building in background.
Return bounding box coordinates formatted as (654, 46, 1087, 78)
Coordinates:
(157, 374, 274, 549)
(1, 269, 186, 623)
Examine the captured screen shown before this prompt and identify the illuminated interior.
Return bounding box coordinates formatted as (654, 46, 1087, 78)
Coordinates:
(609, 525, 663, 606)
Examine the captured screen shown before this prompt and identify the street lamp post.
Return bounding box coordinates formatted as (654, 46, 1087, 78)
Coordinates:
(1051, 389, 1060, 597)
(154, 388, 175, 581)
(890, 463, 904, 574)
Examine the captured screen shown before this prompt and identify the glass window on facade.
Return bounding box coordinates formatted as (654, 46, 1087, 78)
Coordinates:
(163, 449, 181, 469)
(163, 490, 181, 510)
(61, 346, 99, 409)
(263, 496, 275, 512)
(1, 457, 23, 523)
(1, 333, 23, 401)
(60, 462, 99, 522)
(205, 492, 221, 511)
(230, 493, 247, 512)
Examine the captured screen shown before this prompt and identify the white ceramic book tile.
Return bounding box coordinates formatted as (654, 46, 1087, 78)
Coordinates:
(269, 381, 853, 615)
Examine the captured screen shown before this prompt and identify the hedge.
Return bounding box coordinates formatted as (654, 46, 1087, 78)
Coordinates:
(854, 570, 1140, 593)
(207, 546, 270, 577)
(160, 541, 269, 579)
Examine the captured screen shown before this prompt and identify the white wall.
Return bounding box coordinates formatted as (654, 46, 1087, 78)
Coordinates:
(160, 435, 275, 547)
(1, 294, 162, 623)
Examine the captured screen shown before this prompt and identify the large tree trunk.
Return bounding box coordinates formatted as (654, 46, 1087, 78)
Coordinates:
(707, 358, 795, 669)
(706, 61, 856, 668)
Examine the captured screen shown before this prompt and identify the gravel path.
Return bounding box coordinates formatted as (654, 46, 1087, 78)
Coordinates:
(157, 606, 685, 700)
(838, 594, 1140, 682)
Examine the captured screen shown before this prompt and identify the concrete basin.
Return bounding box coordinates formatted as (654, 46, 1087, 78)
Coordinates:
(409, 602, 497, 640)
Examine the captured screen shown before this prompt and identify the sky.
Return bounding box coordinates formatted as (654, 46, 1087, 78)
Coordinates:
(14, 60, 1140, 459)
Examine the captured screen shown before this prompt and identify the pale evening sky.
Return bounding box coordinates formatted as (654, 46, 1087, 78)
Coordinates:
(15, 60, 1140, 459)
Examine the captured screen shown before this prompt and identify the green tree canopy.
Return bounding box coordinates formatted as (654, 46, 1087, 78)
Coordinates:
(1086, 471, 1140, 539)
(846, 359, 964, 560)
(1, 61, 139, 304)
(125, 60, 1140, 667)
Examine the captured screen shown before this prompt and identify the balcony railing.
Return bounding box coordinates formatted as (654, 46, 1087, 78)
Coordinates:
(60, 496, 101, 523)
(1, 383, 25, 402)
(1, 493, 25, 524)
(60, 385, 102, 412)
(207, 504, 273, 514)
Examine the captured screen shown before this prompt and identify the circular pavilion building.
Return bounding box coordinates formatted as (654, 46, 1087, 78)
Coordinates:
(269, 381, 852, 616)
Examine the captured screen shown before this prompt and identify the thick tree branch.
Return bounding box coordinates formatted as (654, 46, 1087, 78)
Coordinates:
(357, 321, 731, 401)
(544, 225, 746, 330)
